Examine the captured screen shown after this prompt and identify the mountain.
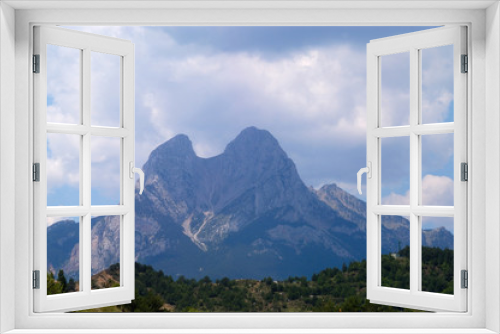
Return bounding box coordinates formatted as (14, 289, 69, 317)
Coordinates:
(47, 220, 79, 279)
(48, 126, 453, 280)
(314, 184, 454, 252)
(47, 216, 121, 279)
(423, 227, 453, 250)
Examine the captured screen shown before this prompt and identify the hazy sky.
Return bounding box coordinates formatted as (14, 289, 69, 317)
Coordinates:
(46, 26, 455, 231)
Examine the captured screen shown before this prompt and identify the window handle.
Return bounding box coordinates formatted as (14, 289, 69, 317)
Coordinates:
(357, 162, 372, 195)
(129, 162, 145, 195)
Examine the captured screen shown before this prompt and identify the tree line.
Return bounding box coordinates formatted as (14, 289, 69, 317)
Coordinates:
(48, 246, 453, 312)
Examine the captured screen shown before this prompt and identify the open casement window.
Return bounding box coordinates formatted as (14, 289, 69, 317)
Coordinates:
(364, 26, 467, 312)
(33, 26, 142, 312)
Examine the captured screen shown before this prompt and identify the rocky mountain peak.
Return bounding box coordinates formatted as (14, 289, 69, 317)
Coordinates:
(224, 126, 286, 158)
(142, 134, 198, 179)
(155, 134, 195, 157)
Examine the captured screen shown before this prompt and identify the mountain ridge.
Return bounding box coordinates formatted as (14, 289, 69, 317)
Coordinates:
(48, 126, 453, 280)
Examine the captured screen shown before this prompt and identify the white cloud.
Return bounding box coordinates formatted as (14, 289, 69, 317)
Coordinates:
(382, 174, 453, 206)
(422, 90, 453, 123)
(137, 44, 369, 178)
(421, 45, 454, 123)
(45, 26, 371, 202)
(383, 192, 410, 206)
(421, 174, 454, 206)
(380, 52, 410, 127)
(46, 134, 80, 190)
(46, 133, 122, 205)
(90, 136, 121, 204)
(46, 44, 81, 124)
(422, 132, 453, 165)
(46, 26, 455, 204)
(91, 52, 121, 127)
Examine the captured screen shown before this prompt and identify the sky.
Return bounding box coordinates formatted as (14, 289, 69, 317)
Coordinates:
(45, 26, 455, 233)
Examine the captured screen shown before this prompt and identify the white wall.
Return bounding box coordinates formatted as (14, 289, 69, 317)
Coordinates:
(2, 3, 497, 332)
(486, 2, 500, 333)
(0, 2, 16, 333)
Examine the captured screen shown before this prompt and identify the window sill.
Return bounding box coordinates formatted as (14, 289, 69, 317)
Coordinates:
(4, 329, 498, 334)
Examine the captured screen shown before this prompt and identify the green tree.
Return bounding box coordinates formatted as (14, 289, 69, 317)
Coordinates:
(127, 290, 165, 312)
(80, 247, 453, 313)
(47, 271, 63, 295)
(57, 269, 67, 292)
(67, 277, 76, 292)
(201, 276, 212, 284)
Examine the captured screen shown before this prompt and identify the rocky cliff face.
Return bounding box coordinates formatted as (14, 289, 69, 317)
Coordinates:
(315, 183, 453, 252)
(49, 126, 454, 280)
(47, 216, 121, 277)
(314, 183, 366, 230)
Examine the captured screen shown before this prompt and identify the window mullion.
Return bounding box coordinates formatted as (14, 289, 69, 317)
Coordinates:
(82, 47, 92, 293)
(409, 47, 420, 294)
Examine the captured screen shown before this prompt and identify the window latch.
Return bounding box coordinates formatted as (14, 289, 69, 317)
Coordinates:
(129, 162, 145, 195)
(357, 162, 372, 195)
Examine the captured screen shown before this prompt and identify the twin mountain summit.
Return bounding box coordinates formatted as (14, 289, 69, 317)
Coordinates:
(48, 126, 453, 280)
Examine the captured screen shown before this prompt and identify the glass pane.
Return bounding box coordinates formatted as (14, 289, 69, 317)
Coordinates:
(47, 216, 79, 295)
(381, 136, 410, 205)
(47, 133, 80, 206)
(381, 215, 410, 290)
(421, 217, 454, 294)
(91, 215, 121, 290)
(47, 44, 81, 124)
(421, 45, 454, 124)
(91, 136, 121, 205)
(91, 52, 121, 127)
(380, 52, 410, 127)
(421, 133, 454, 206)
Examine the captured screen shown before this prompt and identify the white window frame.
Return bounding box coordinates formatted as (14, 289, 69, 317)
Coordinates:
(1, 1, 499, 333)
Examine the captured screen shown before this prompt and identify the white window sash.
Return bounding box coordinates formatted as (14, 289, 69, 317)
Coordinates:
(366, 26, 467, 312)
(33, 26, 136, 313)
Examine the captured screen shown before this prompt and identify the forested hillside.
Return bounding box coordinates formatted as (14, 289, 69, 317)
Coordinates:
(48, 246, 453, 312)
